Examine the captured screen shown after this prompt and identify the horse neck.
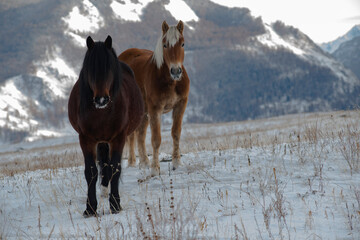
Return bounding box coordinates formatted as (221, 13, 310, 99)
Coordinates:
(111, 67, 122, 98)
(156, 65, 172, 84)
(79, 71, 93, 115)
(149, 50, 181, 84)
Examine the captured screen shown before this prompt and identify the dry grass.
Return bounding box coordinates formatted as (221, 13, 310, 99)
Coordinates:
(0, 143, 81, 176)
(133, 178, 200, 239)
(337, 122, 360, 174)
(1, 110, 358, 177)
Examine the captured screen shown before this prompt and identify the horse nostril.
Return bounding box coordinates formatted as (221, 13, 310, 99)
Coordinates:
(171, 67, 182, 75)
(103, 96, 110, 104)
(94, 96, 100, 104)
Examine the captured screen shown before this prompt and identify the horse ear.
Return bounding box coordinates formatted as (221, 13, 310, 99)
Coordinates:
(86, 36, 94, 49)
(105, 35, 112, 49)
(162, 21, 169, 35)
(177, 20, 184, 34)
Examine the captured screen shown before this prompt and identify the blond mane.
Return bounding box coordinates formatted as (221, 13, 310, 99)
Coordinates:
(152, 26, 181, 69)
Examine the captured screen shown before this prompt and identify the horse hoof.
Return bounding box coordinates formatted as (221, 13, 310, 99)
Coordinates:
(139, 161, 150, 169)
(172, 161, 181, 171)
(150, 167, 160, 177)
(83, 209, 97, 218)
(110, 205, 123, 214)
(128, 158, 137, 167)
(128, 162, 136, 168)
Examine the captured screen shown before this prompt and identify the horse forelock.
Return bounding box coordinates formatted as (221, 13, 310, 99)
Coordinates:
(152, 26, 181, 69)
(79, 42, 121, 113)
(83, 44, 118, 81)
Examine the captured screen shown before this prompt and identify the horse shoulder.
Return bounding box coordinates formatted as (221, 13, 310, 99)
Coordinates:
(68, 80, 80, 133)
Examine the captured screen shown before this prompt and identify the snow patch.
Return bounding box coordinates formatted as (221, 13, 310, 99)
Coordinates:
(0, 78, 28, 118)
(257, 24, 305, 55)
(34, 46, 77, 98)
(0, 76, 39, 130)
(164, 0, 199, 22)
(62, 0, 104, 47)
(26, 129, 64, 142)
(0, 45, 77, 139)
(66, 32, 88, 48)
(110, 0, 153, 22)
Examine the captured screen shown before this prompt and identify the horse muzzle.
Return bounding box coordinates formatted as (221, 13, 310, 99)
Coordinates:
(93, 96, 110, 109)
(170, 66, 182, 81)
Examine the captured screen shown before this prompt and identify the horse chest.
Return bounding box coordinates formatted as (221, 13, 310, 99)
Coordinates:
(79, 110, 124, 141)
(160, 88, 181, 113)
(163, 97, 178, 113)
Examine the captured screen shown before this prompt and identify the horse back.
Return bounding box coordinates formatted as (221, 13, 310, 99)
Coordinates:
(118, 48, 152, 65)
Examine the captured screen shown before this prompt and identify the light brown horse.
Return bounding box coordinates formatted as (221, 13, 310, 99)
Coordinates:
(118, 21, 190, 176)
(68, 36, 144, 217)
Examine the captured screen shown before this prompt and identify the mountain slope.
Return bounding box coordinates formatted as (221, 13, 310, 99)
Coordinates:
(333, 36, 360, 80)
(320, 25, 360, 53)
(185, 16, 359, 122)
(0, 0, 359, 143)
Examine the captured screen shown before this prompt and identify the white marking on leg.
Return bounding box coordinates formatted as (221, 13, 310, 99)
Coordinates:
(101, 185, 109, 198)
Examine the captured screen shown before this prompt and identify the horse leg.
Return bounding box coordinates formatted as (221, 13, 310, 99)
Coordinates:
(97, 143, 110, 198)
(109, 134, 126, 214)
(171, 98, 188, 170)
(127, 132, 136, 167)
(149, 108, 162, 176)
(79, 134, 98, 217)
(137, 113, 150, 168)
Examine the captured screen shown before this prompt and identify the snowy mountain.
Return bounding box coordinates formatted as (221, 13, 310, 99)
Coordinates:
(333, 36, 360, 80)
(320, 25, 360, 53)
(0, 0, 359, 143)
(320, 24, 360, 84)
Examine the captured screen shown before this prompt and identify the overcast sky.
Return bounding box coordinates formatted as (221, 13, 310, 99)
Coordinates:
(210, 0, 360, 43)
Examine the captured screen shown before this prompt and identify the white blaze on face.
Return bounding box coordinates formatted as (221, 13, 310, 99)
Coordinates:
(99, 97, 105, 104)
(95, 103, 107, 109)
(93, 96, 110, 109)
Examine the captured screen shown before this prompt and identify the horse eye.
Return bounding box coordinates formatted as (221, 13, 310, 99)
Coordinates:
(163, 44, 167, 48)
(181, 43, 184, 47)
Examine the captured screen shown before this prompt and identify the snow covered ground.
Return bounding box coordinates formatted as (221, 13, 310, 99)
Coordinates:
(1, 111, 360, 239)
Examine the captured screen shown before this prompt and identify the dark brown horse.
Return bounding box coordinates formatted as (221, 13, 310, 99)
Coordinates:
(68, 36, 144, 217)
(118, 21, 190, 176)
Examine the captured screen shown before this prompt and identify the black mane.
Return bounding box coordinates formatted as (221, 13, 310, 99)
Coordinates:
(79, 39, 122, 114)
